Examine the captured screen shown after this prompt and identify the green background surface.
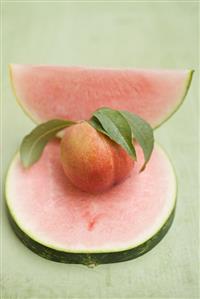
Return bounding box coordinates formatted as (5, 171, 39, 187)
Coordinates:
(1, 1, 199, 299)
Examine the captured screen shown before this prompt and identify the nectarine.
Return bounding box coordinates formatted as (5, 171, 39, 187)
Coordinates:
(60, 121, 134, 193)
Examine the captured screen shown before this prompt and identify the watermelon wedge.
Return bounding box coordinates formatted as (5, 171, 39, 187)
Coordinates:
(9, 65, 193, 128)
(6, 140, 176, 266)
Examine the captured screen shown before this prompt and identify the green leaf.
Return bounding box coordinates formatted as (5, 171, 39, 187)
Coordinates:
(120, 110, 154, 171)
(88, 117, 109, 136)
(20, 119, 76, 168)
(92, 107, 136, 160)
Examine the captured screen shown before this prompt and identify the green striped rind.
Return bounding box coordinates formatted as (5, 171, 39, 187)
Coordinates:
(6, 203, 176, 267)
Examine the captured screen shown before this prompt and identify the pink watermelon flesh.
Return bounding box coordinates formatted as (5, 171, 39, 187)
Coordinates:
(10, 65, 192, 128)
(6, 140, 176, 252)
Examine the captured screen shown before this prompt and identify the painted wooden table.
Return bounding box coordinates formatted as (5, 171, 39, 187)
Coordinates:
(1, 2, 198, 298)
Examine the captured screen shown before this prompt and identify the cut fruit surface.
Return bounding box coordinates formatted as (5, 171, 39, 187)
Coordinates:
(10, 65, 193, 128)
(6, 140, 176, 265)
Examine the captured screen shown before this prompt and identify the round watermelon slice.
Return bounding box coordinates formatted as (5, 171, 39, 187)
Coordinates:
(6, 141, 176, 266)
(9, 65, 193, 128)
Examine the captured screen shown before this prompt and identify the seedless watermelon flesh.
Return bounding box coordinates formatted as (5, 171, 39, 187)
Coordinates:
(6, 140, 176, 265)
(9, 65, 193, 128)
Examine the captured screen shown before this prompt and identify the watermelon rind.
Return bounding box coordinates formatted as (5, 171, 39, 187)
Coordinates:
(9, 64, 38, 124)
(154, 69, 194, 129)
(5, 143, 177, 266)
(7, 204, 175, 266)
(9, 65, 194, 129)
